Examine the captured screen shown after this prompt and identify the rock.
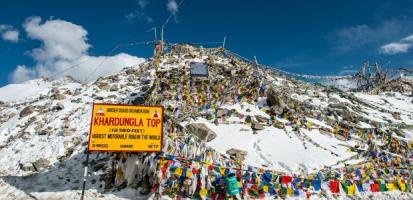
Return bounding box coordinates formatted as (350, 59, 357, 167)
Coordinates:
(142, 79, 151, 85)
(271, 105, 284, 115)
(32, 158, 50, 171)
(109, 84, 119, 91)
(216, 108, 227, 117)
(319, 128, 331, 135)
(97, 82, 109, 90)
(38, 129, 51, 135)
(95, 96, 104, 100)
(392, 112, 401, 120)
(63, 129, 73, 136)
(226, 148, 248, 161)
(255, 115, 268, 123)
(107, 95, 117, 99)
(141, 85, 150, 92)
(273, 120, 284, 129)
(251, 120, 265, 130)
(108, 75, 120, 81)
(245, 115, 252, 123)
(19, 163, 35, 171)
(54, 93, 66, 100)
(132, 96, 146, 105)
(8, 113, 16, 119)
(74, 88, 82, 96)
(55, 102, 65, 110)
(266, 87, 285, 108)
(186, 123, 217, 142)
(19, 106, 34, 118)
(125, 68, 136, 75)
(328, 98, 340, 104)
(329, 102, 347, 110)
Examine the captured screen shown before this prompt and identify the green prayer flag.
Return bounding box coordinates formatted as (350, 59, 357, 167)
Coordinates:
(406, 183, 411, 192)
(341, 181, 348, 194)
(281, 186, 287, 195)
(379, 183, 388, 192)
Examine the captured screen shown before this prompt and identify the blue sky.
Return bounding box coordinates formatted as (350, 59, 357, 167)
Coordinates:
(1, 0, 413, 86)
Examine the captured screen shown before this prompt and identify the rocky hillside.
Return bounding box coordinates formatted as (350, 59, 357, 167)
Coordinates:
(0, 44, 412, 199)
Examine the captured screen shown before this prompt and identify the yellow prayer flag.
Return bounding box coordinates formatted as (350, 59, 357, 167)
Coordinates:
(199, 188, 208, 197)
(399, 180, 406, 192)
(348, 184, 355, 195)
(263, 185, 269, 193)
(387, 183, 395, 191)
(186, 170, 193, 178)
(287, 187, 294, 196)
(174, 167, 182, 176)
(220, 168, 226, 175)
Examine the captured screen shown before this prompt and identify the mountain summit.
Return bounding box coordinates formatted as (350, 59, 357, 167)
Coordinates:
(0, 44, 412, 199)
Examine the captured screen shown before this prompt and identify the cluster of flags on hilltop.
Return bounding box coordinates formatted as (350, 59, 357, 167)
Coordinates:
(138, 49, 413, 199)
(153, 152, 413, 199)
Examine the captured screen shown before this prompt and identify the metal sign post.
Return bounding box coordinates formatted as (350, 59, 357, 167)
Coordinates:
(80, 152, 90, 200)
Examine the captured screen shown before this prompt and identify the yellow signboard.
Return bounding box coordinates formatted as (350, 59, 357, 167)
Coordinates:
(87, 103, 163, 152)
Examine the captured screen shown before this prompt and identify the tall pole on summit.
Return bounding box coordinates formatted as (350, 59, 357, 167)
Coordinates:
(161, 0, 186, 53)
(222, 36, 226, 49)
(161, 26, 164, 53)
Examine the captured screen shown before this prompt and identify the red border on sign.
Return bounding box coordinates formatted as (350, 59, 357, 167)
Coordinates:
(87, 103, 164, 153)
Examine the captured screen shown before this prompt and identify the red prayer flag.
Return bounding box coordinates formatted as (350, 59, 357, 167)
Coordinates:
(281, 175, 293, 185)
(370, 183, 379, 192)
(329, 179, 340, 193)
(306, 192, 311, 199)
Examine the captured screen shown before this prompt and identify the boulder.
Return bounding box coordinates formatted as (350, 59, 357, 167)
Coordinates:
(125, 68, 136, 75)
(392, 112, 401, 120)
(108, 75, 120, 81)
(328, 98, 340, 104)
(329, 103, 347, 110)
(186, 123, 216, 142)
(245, 115, 252, 123)
(19, 106, 34, 118)
(63, 129, 73, 137)
(55, 102, 65, 110)
(251, 120, 265, 130)
(273, 120, 284, 129)
(19, 163, 35, 172)
(32, 158, 50, 171)
(266, 87, 287, 109)
(216, 108, 227, 117)
(271, 105, 284, 115)
(132, 96, 146, 105)
(109, 84, 119, 91)
(107, 95, 117, 99)
(8, 113, 16, 119)
(255, 115, 268, 123)
(74, 88, 82, 96)
(54, 93, 66, 100)
(319, 128, 331, 135)
(97, 82, 109, 90)
(226, 148, 248, 161)
(38, 129, 51, 135)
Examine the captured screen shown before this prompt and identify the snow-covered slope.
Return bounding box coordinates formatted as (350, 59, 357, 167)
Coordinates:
(0, 45, 412, 199)
(0, 79, 53, 102)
